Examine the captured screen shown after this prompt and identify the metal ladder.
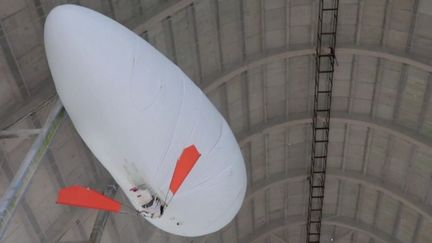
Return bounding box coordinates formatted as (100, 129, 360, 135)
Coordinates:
(306, 0, 339, 242)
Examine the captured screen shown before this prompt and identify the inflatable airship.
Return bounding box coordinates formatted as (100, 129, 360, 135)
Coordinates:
(44, 4, 247, 237)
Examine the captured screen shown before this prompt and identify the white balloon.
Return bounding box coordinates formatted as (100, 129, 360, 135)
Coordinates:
(44, 4, 247, 237)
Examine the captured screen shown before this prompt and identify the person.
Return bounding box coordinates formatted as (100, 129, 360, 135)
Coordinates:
(130, 187, 165, 218)
(328, 46, 338, 66)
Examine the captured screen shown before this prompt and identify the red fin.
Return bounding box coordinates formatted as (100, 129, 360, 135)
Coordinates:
(57, 185, 121, 212)
(169, 145, 201, 195)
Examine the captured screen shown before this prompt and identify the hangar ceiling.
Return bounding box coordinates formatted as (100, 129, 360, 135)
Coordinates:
(1, 0, 432, 243)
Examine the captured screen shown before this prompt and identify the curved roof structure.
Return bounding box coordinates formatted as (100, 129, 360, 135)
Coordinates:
(0, 0, 432, 242)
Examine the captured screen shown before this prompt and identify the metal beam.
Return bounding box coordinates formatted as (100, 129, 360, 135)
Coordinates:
(43, 177, 113, 243)
(59, 241, 90, 243)
(285, 0, 291, 48)
(0, 129, 41, 139)
(30, 117, 67, 188)
(326, 216, 402, 243)
(203, 46, 313, 93)
(162, 17, 177, 64)
(0, 150, 46, 241)
(261, 66, 268, 122)
(106, 217, 121, 243)
(238, 112, 432, 151)
(234, 216, 240, 243)
(380, 0, 392, 47)
(239, 215, 403, 243)
(333, 230, 354, 243)
(354, 0, 364, 44)
(187, 4, 203, 84)
(264, 134, 269, 225)
(284, 58, 290, 117)
(417, 74, 432, 131)
(239, 0, 246, 62)
(241, 72, 251, 131)
(361, 128, 372, 174)
(370, 58, 383, 117)
(244, 168, 432, 223)
(393, 64, 408, 120)
(44, 208, 89, 243)
(4, 46, 429, 133)
(244, 169, 305, 202)
(0, 85, 56, 130)
(271, 234, 289, 243)
(406, 0, 420, 52)
(0, 19, 29, 98)
(411, 215, 423, 243)
(130, 0, 194, 34)
(213, 0, 224, 72)
(0, 99, 65, 240)
(201, 45, 432, 94)
(89, 183, 119, 243)
(347, 56, 357, 112)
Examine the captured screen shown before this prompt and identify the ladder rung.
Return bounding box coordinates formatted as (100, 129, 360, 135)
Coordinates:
(319, 70, 333, 73)
(318, 90, 332, 94)
(312, 186, 324, 189)
(315, 140, 328, 143)
(315, 127, 329, 130)
(312, 195, 324, 199)
(316, 109, 330, 112)
(319, 54, 333, 57)
(321, 32, 336, 35)
(313, 171, 325, 174)
(322, 8, 337, 11)
(314, 155, 326, 159)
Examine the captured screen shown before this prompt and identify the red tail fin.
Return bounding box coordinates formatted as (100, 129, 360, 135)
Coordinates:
(169, 145, 201, 195)
(57, 185, 121, 212)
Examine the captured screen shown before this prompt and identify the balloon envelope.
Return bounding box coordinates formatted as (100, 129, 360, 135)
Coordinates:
(44, 4, 247, 236)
